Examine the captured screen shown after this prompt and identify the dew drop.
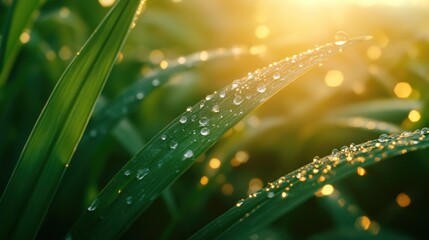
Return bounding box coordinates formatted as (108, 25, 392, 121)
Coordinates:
(152, 79, 160, 86)
(179, 116, 187, 124)
(124, 170, 131, 176)
(186, 107, 192, 112)
(199, 117, 209, 126)
(273, 73, 280, 80)
(126, 196, 133, 205)
(65, 232, 73, 240)
(219, 90, 226, 98)
(183, 150, 194, 159)
(231, 80, 240, 89)
(200, 127, 210, 136)
(267, 192, 275, 198)
(233, 95, 243, 105)
(136, 168, 150, 180)
(136, 92, 144, 100)
(87, 198, 98, 212)
(205, 94, 213, 100)
(334, 31, 349, 46)
(161, 134, 167, 140)
(89, 130, 97, 137)
(236, 199, 244, 207)
(170, 141, 178, 150)
(313, 156, 320, 162)
(212, 105, 220, 113)
(378, 134, 388, 143)
(257, 83, 266, 93)
(332, 149, 339, 155)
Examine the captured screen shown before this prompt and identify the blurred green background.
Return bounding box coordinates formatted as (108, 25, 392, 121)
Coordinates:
(1, 0, 429, 239)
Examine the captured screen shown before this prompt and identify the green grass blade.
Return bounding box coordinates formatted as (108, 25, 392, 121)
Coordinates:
(69, 35, 371, 239)
(322, 117, 403, 133)
(87, 47, 247, 146)
(0, 0, 145, 239)
(0, 0, 44, 86)
(190, 128, 429, 239)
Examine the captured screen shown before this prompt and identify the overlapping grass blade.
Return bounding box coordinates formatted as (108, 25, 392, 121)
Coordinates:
(190, 128, 429, 239)
(69, 35, 371, 239)
(162, 117, 286, 239)
(0, 0, 44, 85)
(0, 0, 145, 239)
(53, 47, 247, 211)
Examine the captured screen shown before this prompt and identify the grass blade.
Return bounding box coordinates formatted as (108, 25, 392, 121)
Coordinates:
(0, 0, 44, 86)
(190, 128, 429, 239)
(0, 0, 145, 239)
(69, 34, 371, 239)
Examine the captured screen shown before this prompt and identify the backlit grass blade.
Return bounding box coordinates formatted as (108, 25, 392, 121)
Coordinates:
(69, 34, 371, 239)
(190, 128, 429, 239)
(86, 47, 247, 146)
(0, 0, 44, 86)
(0, 0, 145, 239)
(53, 47, 247, 213)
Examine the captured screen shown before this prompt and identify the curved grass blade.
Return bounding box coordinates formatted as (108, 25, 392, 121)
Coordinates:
(190, 128, 429, 239)
(322, 117, 402, 133)
(86, 47, 247, 146)
(162, 117, 286, 239)
(0, 0, 44, 86)
(328, 99, 421, 121)
(52, 47, 247, 213)
(69, 34, 371, 239)
(0, 0, 146, 239)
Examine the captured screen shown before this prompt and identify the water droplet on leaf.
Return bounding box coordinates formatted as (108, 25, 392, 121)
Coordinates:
(87, 198, 98, 212)
(136, 168, 150, 180)
(136, 92, 144, 100)
(233, 95, 243, 105)
(183, 150, 194, 159)
(200, 128, 210, 136)
(126, 196, 133, 205)
(170, 141, 178, 150)
(179, 116, 187, 123)
(212, 105, 220, 113)
(257, 83, 266, 93)
(199, 117, 209, 126)
(334, 31, 349, 46)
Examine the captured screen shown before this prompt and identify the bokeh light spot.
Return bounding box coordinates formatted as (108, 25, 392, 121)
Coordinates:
(325, 70, 344, 87)
(366, 45, 382, 60)
(356, 215, 371, 230)
(315, 184, 334, 197)
(248, 178, 263, 194)
(19, 31, 31, 44)
(99, 0, 116, 7)
(254, 24, 270, 39)
(200, 176, 209, 186)
(396, 193, 411, 207)
(408, 109, 421, 122)
(221, 183, 234, 195)
(394, 82, 412, 98)
(357, 167, 366, 176)
(208, 158, 221, 169)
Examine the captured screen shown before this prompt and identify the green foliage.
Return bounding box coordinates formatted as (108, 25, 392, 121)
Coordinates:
(1, 0, 428, 239)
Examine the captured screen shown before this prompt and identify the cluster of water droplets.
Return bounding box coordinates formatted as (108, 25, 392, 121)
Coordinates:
(233, 128, 429, 219)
